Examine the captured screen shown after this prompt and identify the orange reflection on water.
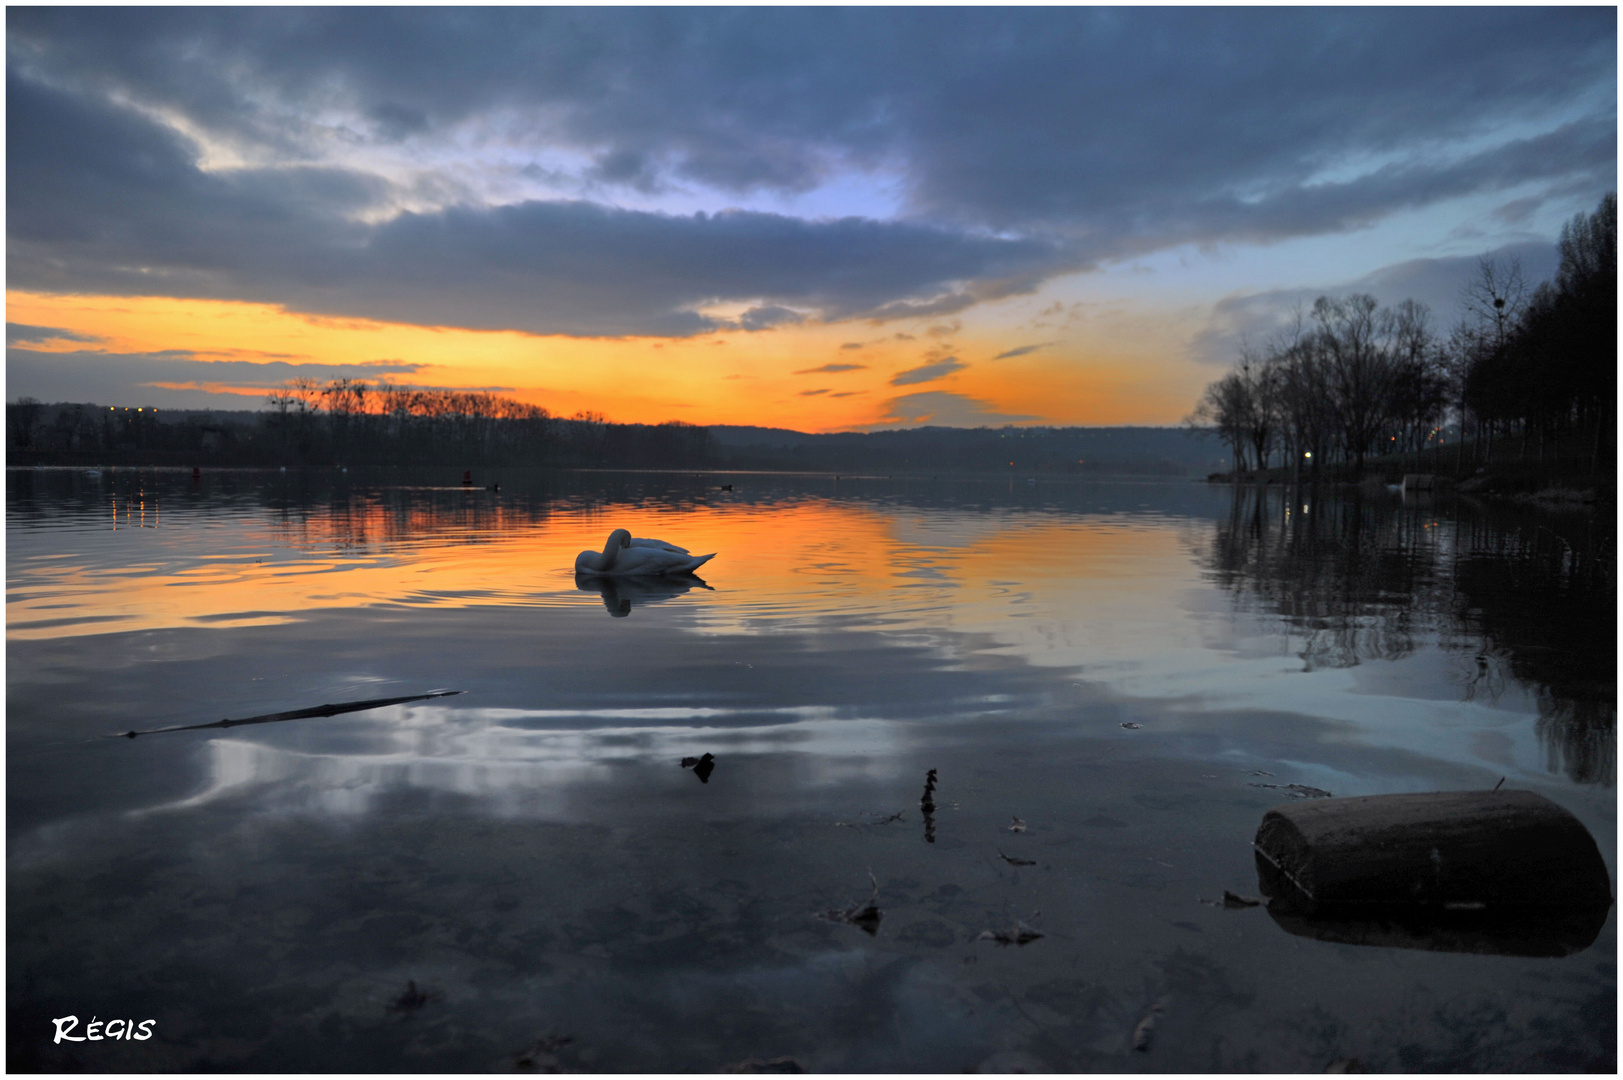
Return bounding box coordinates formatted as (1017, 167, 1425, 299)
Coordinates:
(9, 490, 1202, 657)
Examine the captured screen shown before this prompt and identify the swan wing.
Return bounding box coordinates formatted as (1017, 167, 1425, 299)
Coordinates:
(598, 546, 716, 576)
(629, 537, 690, 554)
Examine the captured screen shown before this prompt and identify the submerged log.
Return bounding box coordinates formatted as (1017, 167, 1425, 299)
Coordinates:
(1253, 790, 1612, 910)
(1264, 900, 1610, 958)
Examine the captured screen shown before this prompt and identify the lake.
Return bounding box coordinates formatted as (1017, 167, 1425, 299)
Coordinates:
(7, 466, 1615, 1072)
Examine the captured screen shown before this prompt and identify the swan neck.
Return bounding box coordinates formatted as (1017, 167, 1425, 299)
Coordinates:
(594, 529, 630, 571)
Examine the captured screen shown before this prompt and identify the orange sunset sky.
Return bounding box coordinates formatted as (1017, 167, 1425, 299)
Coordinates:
(6, 9, 1610, 431)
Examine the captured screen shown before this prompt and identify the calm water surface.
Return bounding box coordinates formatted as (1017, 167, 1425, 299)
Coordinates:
(7, 467, 1615, 1072)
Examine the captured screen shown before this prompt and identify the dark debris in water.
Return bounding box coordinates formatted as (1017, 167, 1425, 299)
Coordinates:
(388, 978, 435, 1015)
(818, 872, 883, 935)
(680, 753, 716, 783)
(921, 768, 938, 843)
(514, 1035, 573, 1072)
(1006, 815, 1027, 833)
(1120, 722, 1142, 730)
(118, 689, 463, 739)
(977, 912, 1043, 947)
(722, 1056, 807, 1073)
(1200, 890, 1264, 909)
(836, 810, 904, 828)
(1132, 996, 1171, 1051)
(997, 850, 1036, 867)
(1249, 782, 1332, 798)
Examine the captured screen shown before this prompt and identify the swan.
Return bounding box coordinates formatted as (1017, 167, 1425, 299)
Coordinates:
(574, 528, 715, 576)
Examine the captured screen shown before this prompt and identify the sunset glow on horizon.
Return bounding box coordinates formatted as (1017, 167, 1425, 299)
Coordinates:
(6, 288, 1207, 431)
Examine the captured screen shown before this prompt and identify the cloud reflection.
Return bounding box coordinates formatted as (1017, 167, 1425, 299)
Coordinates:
(140, 705, 905, 819)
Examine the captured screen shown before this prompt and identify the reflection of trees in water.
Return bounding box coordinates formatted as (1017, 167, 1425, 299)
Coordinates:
(1204, 489, 1445, 671)
(1448, 513, 1614, 785)
(1204, 487, 1614, 785)
(267, 487, 557, 553)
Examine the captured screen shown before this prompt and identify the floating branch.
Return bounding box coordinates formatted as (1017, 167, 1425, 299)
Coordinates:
(113, 690, 463, 739)
(977, 911, 1043, 947)
(1248, 782, 1332, 799)
(819, 871, 883, 935)
(920, 768, 938, 844)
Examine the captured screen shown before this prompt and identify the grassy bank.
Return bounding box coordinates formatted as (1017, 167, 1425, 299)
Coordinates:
(1208, 429, 1613, 505)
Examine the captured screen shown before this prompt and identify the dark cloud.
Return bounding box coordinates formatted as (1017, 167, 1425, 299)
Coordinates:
(794, 363, 865, 374)
(9, 8, 1610, 245)
(7, 323, 102, 345)
(738, 305, 804, 331)
(5, 72, 1072, 338)
(798, 388, 830, 397)
(7, 347, 421, 407)
(368, 101, 429, 142)
(839, 342, 864, 350)
(889, 356, 965, 387)
(992, 342, 1053, 360)
(4, 8, 1613, 344)
(868, 390, 1037, 430)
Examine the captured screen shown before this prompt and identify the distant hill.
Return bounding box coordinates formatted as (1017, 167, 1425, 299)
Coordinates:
(707, 424, 1227, 476)
(7, 399, 1227, 476)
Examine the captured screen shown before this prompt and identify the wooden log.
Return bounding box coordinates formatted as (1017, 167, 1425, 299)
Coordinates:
(1253, 790, 1612, 910)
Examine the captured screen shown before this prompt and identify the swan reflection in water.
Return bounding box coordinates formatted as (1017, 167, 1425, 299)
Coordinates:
(575, 571, 712, 617)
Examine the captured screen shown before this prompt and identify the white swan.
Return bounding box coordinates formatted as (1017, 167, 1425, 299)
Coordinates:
(574, 528, 715, 576)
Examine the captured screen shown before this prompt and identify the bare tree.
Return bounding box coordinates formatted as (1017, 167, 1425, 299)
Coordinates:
(1460, 254, 1527, 352)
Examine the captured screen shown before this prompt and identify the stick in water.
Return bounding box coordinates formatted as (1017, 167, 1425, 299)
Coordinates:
(113, 690, 463, 739)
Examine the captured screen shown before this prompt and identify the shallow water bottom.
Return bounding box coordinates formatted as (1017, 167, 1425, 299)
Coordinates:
(9, 603, 1615, 1073)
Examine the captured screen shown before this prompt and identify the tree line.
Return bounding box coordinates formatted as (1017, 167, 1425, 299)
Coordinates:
(7, 381, 717, 469)
(1192, 193, 1615, 481)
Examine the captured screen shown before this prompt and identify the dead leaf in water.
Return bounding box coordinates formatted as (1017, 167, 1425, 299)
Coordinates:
(722, 1056, 806, 1073)
(997, 850, 1036, 867)
(818, 871, 883, 935)
(1131, 997, 1170, 1051)
(835, 810, 905, 828)
(514, 1035, 572, 1072)
(388, 978, 435, 1015)
(1248, 781, 1331, 798)
(977, 912, 1043, 946)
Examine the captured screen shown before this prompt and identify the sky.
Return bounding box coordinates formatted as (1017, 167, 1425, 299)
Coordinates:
(6, 7, 1616, 431)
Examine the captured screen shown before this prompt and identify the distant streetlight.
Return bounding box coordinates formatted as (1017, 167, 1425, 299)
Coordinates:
(1304, 451, 1312, 460)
